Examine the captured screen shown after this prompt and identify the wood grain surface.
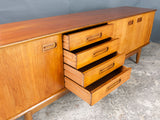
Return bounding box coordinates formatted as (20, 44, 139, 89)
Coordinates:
(0, 6, 156, 46)
(64, 53, 125, 87)
(65, 66, 131, 105)
(63, 38, 119, 69)
(0, 35, 64, 120)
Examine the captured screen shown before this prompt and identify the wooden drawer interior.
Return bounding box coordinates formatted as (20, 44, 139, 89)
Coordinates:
(64, 52, 125, 87)
(63, 23, 113, 51)
(64, 38, 119, 69)
(65, 66, 131, 105)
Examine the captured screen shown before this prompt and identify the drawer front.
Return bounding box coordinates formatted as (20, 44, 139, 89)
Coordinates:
(65, 66, 131, 105)
(64, 38, 119, 69)
(83, 53, 125, 87)
(63, 24, 113, 51)
(91, 67, 131, 105)
(64, 53, 125, 87)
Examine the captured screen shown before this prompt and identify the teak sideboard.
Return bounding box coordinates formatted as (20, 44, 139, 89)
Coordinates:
(0, 6, 156, 120)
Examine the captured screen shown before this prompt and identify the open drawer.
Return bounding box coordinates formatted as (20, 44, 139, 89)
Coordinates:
(65, 66, 131, 106)
(64, 52, 125, 87)
(63, 23, 113, 51)
(64, 38, 119, 69)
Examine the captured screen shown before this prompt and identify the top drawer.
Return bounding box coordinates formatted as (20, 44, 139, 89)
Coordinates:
(63, 24, 113, 51)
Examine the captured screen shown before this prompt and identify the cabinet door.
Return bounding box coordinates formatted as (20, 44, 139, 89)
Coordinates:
(124, 12, 155, 54)
(111, 12, 155, 55)
(0, 35, 64, 120)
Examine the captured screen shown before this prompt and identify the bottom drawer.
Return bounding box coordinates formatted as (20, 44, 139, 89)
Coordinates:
(65, 66, 131, 106)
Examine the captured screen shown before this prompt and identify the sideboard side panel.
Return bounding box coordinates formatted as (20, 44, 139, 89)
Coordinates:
(0, 35, 64, 120)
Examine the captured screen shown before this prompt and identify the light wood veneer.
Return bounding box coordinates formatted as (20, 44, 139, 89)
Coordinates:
(0, 35, 64, 120)
(63, 38, 119, 69)
(65, 66, 131, 105)
(64, 53, 125, 87)
(0, 6, 156, 120)
(63, 24, 113, 51)
(0, 7, 156, 47)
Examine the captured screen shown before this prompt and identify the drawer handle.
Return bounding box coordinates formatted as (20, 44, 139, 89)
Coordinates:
(99, 62, 115, 74)
(86, 32, 102, 41)
(128, 20, 134, 25)
(93, 47, 109, 57)
(137, 17, 142, 23)
(106, 79, 121, 91)
(43, 42, 57, 52)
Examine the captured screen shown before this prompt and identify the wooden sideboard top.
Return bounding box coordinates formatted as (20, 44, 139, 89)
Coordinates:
(0, 6, 156, 47)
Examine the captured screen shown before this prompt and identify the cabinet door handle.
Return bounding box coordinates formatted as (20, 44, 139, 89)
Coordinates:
(99, 62, 115, 74)
(93, 47, 109, 57)
(86, 32, 102, 41)
(106, 79, 121, 91)
(128, 20, 134, 25)
(43, 42, 57, 52)
(137, 17, 142, 23)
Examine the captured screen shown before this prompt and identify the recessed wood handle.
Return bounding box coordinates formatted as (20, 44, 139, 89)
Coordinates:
(93, 47, 109, 57)
(86, 32, 102, 41)
(137, 17, 142, 23)
(43, 42, 57, 52)
(99, 62, 115, 74)
(128, 20, 134, 25)
(106, 79, 121, 91)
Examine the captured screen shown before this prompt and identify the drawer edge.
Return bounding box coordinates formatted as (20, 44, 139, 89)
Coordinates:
(63, 24, 114, 51)
(64, 50, 77, 68)
(65, 66, 131, 106)
(65, 77, 91, 104)
(83, 53, 125, 87)
(91, 66, 131, 105)
(64, 64, 84, 86)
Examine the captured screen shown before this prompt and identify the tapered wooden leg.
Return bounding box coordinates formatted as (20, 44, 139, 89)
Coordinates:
(136, 48, 141, 63)
(24, 111, 33, 120)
